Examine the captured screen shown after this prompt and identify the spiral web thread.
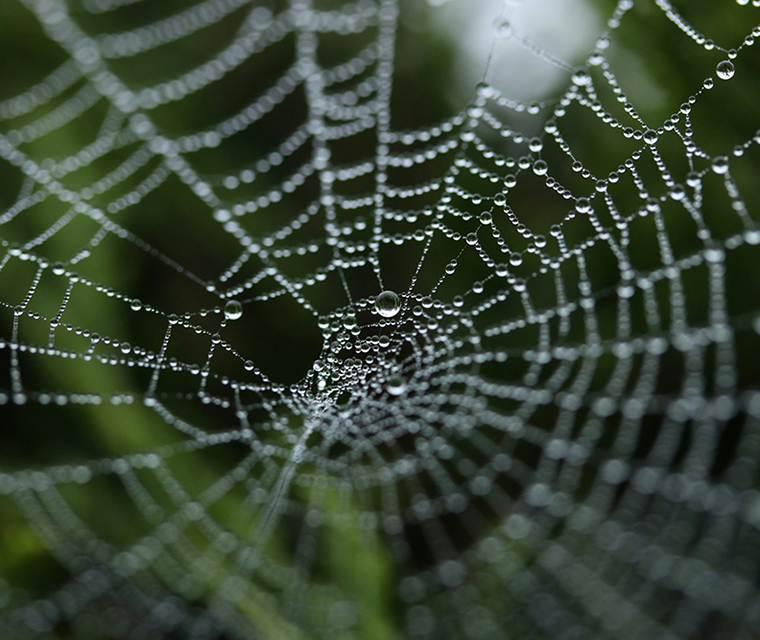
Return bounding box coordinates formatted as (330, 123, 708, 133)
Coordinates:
(1, 0, 760, 638)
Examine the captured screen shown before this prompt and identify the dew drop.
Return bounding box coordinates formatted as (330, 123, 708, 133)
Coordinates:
(375, 290, 401, 318)
(571, 68, 591, 86)
(224, 299, 243, 321)
(575, 197, 592, 214)
(387, 375, 406, 396)
(712, 156, 730, 174)
(670, 184, 686, 201)
(343, 312, 357, 329)
(130, 299, 142, 311)
(494, 18, 513, 38)
(643, 129, 659, 145)
(533, 159, 548, 176)
(716, 60, 735, 80)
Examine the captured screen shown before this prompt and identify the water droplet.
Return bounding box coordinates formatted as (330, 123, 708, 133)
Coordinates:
(494, 18, 513, 38)
(670, 184, 686, 200)
(533, 159, 548, 176)
(571, 68, 591, 86)
(479, 211, 492, 225)
(244, 360, 254, 371)
(716, 60, 735, 80)
(387, 375, 406, 396)
(375, 290, 401, 318)
(130, 299, 142, 311)
(343, 312, 357, 329)
(712, 156, 729, 174)
(643, 129, 658, 145)
(224, 300, 243, 321)
(575, 198, 592, 214)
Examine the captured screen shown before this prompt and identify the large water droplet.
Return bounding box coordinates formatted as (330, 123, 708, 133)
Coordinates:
(712, 156, 729, 174)
(716, 60, 735, 80)
(343, 312, 357, 329)
(224, 300, 243, 321)
(375, 290, 401, 318)
(643, 129, 659, 145)
(387, 374, 406, 396)
(493, 18, 513, 38)
(575, 198, 592, 214)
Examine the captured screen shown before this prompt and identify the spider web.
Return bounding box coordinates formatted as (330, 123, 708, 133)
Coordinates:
(1, 0, 760, 638)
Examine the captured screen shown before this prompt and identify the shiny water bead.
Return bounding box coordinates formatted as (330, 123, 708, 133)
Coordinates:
(387, 374, 406, 396)
(479, 211, 492, 225)
(342, 312, 357, 329)
(716, 60, 735, 80)
(643, 129, 659, 145)
(533, 160, 548, 176)
(575, 198, 592, 214)
(712, 156, 730, 174)
(670, 184, 686, 200)
(130, 299, 142, 311)
(375, 290, 401, 318)
(529, 137, 543, 153)
(223, 300, 243, 321)
(571, 68, 591, 86)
